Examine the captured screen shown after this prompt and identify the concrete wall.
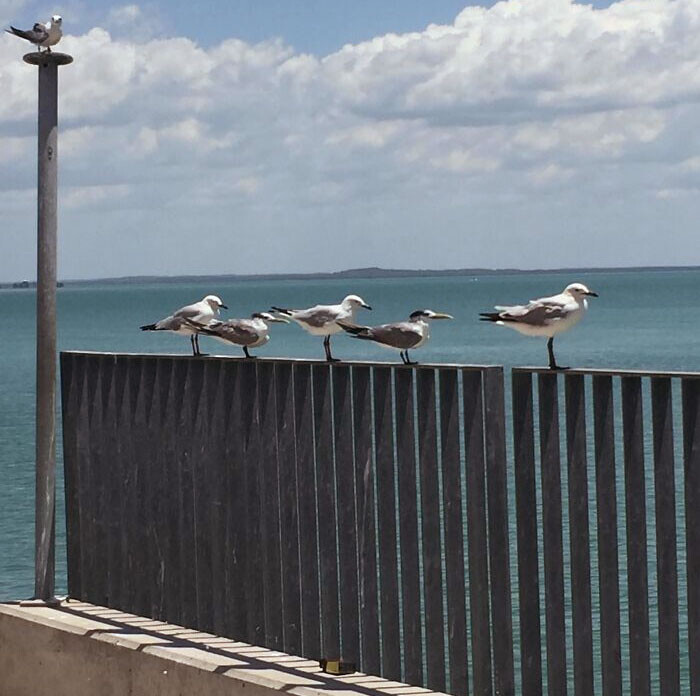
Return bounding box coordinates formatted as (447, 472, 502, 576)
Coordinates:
(0, 601, 433, 696)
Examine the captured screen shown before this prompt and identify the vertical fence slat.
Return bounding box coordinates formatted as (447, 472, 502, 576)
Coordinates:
(512, 371, 542, 696)
(313, 364, 340, 658)
(276, 362, 301, 655)
(463, 370, 492, 696)
(621, 376, 651, 696)
(164, 359, 186, 625)
(103, 356, 121, 610)
(259, 361, 283, 649)
(241, 360, 264, 645)
(565, 374, 594, 696)
(538, 371, 567, 695)
(374, 367, 401, 680)
(176, 360, 199, 627)
(295, 362, 321, 658)
(60, 353, 82, 599)
(651, 377, 680, 696)
(417, 368, 446, 692)
(193, 359, 214, 631)
(332, 365, 359, 663)
(439, 369, 468, 696)
(207, 361, 227, 636)
(224, 361, 248, 639)
(354, 365, 380, 675)
(395, 368, 424, 687)
(592, 375, 622, 696)
(682, 378, 700, 694)
(88, 358, 109, 607)
(483, 367, 514, 696)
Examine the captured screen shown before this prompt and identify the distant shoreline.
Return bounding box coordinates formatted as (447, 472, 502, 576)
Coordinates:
(2, 264, 699, 288)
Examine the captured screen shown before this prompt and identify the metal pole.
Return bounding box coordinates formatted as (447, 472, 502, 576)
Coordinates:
(23, 50, 73, 602)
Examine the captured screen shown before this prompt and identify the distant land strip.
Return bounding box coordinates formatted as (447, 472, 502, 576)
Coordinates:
(2, 264, 699, 288)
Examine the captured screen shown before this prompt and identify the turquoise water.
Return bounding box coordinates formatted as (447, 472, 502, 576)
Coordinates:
(1, 269, 698, 687)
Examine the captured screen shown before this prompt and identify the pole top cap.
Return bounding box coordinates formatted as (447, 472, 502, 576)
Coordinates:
(23, 52, 73, 66)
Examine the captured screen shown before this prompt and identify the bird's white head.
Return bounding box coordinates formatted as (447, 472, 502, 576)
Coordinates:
(51, 15, 62, 25)
(203, 294, 228, 310)
(564, 283, 598, 300)
(252, 311, 289, 324)
(409, 309, 454, 321)
(342, 294, 372, 310)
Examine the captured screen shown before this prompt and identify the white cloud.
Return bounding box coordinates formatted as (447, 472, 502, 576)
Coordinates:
(1, 0, 700, 279)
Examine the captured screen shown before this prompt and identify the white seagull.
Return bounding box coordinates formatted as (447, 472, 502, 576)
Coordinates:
(480, 282, 598, 370)
(140, 294, 228, 356)
(185, 312, 289, 359)
(6, 15, 62, 52)
(271, 294, 372, 361)
(338, 309, 453, 365)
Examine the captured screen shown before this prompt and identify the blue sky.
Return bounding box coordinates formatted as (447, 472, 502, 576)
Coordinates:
(1, 0, 699, 280)
(16, 0, 615, 54)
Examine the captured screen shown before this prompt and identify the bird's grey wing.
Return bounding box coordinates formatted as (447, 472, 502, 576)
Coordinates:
(294, 308, 339, 327)
(154, 314, 187, 331)
(8, 24, 48, 42)
(173, 303, 206, 321)
(213, 320, 260, 346)
(497, 301, 569, 326)
(369, 323, 423, 349)
(32, 22, 49, 36)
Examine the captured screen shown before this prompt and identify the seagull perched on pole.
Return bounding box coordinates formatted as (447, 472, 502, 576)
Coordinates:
(140, 294, 228, 356)
(6, 15, 63, 52)
(185, 312, 289, 359)
(479, 282, 598, 370)
(338, 309, 453, 365)
(271, 294, 372, 362)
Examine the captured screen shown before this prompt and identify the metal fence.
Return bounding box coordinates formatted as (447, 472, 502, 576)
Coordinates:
(60, 352, 700, 696)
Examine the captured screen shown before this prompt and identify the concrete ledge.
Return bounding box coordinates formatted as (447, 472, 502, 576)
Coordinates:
(0, 601, 441, 696)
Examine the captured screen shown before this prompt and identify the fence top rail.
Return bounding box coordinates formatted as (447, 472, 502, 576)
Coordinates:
(60, 350, 502, 372)
(513, 366, 700, 379)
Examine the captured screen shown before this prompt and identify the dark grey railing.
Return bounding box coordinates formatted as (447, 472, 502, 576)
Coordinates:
(60, 353, 700, 696)
(511, 367, 700, 696)
(60, 352, 513, 695)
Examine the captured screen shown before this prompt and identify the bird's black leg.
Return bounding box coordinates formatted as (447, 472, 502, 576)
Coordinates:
(243, 346, 255, 359)
(404, 351, 418, 366)
(547, 337, 567, 370)
(324, 335, 339, 362)
(190, 335, 197, 356)
(195, 334, 208, 357)
(399, 350, 407, 365)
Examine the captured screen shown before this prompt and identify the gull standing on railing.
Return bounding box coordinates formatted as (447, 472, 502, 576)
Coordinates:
(5, 15, 62, 51)
(140, 295, 228, 356)
(479, 282, 598, 370)
(185, 312, 289, 358)
(271, 294, 372, 361)
(338, 309, 453, 365)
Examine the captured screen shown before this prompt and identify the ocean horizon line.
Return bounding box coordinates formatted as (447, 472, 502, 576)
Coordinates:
(2, 263, 699, 287)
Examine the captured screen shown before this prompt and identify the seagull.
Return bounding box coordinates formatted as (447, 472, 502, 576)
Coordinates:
(184, 312, 289, 358)
(338, 309, 453, 365)
(6, 15, 62, 52)
(271, 294, 371, 362)
(479, 282, 598, 370)
(139, 294, 228, 356)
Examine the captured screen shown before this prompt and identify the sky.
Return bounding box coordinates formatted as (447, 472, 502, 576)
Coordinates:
(1, 0, 699, 281)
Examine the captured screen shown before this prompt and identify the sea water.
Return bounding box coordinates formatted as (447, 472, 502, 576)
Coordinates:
(1, 268, 698, 688)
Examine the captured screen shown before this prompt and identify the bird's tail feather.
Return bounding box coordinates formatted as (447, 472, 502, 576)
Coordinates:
(479, 312, 502, 323)
(270, 306, 293, 316)
(7, 27, 31, 39)
(337, 320, 371, 338)
(140, 323, 157, 331)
